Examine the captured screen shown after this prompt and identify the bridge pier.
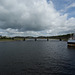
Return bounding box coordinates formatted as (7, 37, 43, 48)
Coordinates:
(23, 38, 26, 41)
(35, 38, 37, 41)
(47, 38, 49, 41)
(59, 38, 62, 41)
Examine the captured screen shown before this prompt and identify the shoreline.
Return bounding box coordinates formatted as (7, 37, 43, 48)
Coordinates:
(0, 39, 67, 42)
(0, 40, 23, 42)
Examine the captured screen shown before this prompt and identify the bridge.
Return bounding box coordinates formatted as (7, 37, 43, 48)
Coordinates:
(23, 38, 49, 41)
(12, 37, 62, 41)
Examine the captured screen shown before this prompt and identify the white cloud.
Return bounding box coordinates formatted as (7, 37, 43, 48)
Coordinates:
(67, 3, 75, 9)
(60, 2, 75, 12)
(0, 0, 75, 36)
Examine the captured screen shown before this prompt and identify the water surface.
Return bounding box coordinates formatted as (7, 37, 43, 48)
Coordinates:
(0, 40, 75, 75)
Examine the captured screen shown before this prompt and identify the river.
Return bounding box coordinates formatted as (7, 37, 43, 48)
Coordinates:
(0, 40, 75, 75)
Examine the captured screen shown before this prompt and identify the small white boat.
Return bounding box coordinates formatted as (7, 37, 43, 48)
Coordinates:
(67, 33, 75, 47)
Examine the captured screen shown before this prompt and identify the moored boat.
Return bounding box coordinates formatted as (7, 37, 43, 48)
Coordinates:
(67, 33, 75, 47)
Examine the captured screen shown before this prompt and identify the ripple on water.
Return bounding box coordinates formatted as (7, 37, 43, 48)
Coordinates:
(0, 40, 75, 75)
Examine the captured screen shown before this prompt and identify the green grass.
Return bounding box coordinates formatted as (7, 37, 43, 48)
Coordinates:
(0, 39, 14, 41)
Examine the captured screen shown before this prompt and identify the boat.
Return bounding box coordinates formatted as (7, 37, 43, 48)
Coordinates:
(67, 33, 75, 47)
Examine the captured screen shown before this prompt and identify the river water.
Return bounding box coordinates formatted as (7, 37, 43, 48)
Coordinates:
(0, 40, 75, 75)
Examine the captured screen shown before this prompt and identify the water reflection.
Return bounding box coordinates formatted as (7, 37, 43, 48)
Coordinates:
(67, 45, 75, 50)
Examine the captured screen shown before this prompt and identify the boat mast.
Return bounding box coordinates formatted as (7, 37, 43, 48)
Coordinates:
(70, 33, 73, 39)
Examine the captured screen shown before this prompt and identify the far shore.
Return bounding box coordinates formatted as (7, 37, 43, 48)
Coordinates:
(0, 38, 68, 42)
(0, 33, 71, 42)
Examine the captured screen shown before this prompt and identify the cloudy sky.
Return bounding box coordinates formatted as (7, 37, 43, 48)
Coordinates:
(0, 0, 75, 36)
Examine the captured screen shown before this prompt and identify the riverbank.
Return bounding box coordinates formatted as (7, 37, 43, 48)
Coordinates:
(0, 33, 71, 42)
